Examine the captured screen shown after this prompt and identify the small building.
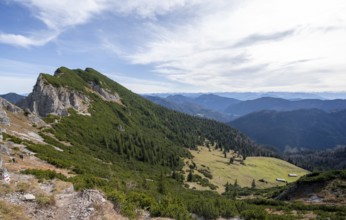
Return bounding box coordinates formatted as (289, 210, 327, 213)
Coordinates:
(276, 178, 286, 182)
(288, 173, 298, 177)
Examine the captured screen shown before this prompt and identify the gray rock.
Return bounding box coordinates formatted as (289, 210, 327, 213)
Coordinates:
(90, 82, 121, 103)
(0, 144, 10, 155)
(23, 193, 36, 201)
(0, 108, 10, 125)
(87, 207, 94, 212)
(0, 97, 22, 113)
(18, 74, 90, 117)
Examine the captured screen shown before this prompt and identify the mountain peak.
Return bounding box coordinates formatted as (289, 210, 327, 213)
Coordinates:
(18, 68, 122, 117)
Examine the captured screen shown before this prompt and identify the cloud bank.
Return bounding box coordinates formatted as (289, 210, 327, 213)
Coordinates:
(1, 0, 346, 92)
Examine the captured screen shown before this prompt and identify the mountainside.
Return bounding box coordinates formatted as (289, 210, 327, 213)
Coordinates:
(0, 93, 26, 104)
(225, 97, 346, 116)
(192, 94, 240, 112)
(2, 67, 345, 219)
(144, 94, 238, 122)
(0, 97, 128, 219)
(277, 170, 346, 206)
(229, 109, 346, 151)
(144, 95, 233, 122)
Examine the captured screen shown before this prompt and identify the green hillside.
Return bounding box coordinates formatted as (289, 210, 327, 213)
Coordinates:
(185, 146, 309, 193)
(14, 67, 345, 219)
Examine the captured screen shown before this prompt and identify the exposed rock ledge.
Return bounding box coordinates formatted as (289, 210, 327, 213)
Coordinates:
(18, 72, 122, 117)
(18, 74, 90, 117)
(1, 97, 44, 126)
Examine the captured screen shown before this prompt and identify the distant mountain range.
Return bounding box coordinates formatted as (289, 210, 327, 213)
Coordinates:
(0, 93, 26, 104)
(146, 92, 346, 101)
(145, 94, 346, 121)
(145, 93, 346, 152)
(225, 97, 346, 116)
(229, 109, 346, 152)
(4, 90, 346, 153)
(144, 94, 238, 122)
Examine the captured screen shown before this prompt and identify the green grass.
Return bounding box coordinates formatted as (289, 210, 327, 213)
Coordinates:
(186, 146, 309, 192)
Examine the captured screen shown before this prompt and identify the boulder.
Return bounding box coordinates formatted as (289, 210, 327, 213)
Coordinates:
(23, 193, 36, 201)
(0, 144, 10, 155)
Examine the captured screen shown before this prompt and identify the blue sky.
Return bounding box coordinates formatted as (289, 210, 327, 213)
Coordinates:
(1, 0, 346, 94)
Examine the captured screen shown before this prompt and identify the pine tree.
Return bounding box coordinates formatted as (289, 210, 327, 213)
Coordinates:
(232, 189, 238, 199)
(224, 182, 230, 192)
(187, 170, 193, 182)
(158, 172, 167, 194)
(251, 179, 256, 189)
(229, 157, 234, 164)
(234, 179, 238, 188)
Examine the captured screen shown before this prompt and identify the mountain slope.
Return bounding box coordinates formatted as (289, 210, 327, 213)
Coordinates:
(229, 109, 346, 151)
(2, 67, 344, 219)
(19, 67, 266, 160)
(144, 95, 233, 122)
(194, 94, 240, 112)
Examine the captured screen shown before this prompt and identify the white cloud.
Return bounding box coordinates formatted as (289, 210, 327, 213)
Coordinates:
(2, 0, 199, 47)
(0, 32, 58, 47)
(2, 0, 346, 92)
(127, 0, 346, 92)
(15, 0, 109, 30)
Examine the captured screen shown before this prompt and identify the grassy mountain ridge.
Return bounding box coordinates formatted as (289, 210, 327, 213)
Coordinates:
(41, 67, 267, 160)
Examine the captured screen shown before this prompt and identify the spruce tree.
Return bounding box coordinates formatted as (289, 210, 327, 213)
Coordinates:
(251, 179, 256, 189)
(158, 172, 166, 194)
(187, 170, 193, 182)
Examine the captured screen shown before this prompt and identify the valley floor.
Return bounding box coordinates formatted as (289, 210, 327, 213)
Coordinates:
(184, 146, 309, 193)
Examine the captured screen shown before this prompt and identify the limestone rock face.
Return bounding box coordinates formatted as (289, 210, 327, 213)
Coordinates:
(18, 74, 90, 117)
(90, 82, 121, 103)
(0, 97, 22, 113)
(0, 97, 23, 125)
(0, 108, 10, 125)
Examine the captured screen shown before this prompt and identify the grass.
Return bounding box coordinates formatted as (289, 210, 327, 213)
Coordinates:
(0, 200, 29, 220)
(185, 146, 309, 193)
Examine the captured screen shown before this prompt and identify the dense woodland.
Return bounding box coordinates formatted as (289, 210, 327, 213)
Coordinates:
(230, 109, 346, 151)
(285, 146, 346, 171)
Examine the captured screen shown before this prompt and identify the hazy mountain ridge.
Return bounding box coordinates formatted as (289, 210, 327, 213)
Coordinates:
(0, 93, 26, 104)
(225, 97, 346, 116)
(229, 109, 346, 151)
(144, 95, 236, 122)
(147, 92, 346, 101)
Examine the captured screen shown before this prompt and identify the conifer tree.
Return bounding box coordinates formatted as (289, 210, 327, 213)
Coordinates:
(251, 179, 256, 189)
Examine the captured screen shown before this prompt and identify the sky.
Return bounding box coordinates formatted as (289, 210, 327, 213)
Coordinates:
(1, 0, 346, 94)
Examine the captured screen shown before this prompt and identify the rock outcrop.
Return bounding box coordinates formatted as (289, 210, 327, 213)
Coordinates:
(89, 82, 121, 103)
(0, 97, 23, 125)
(0, 108, 10, 125)
(18, 68, 123, 117)
(0, 97, 45, 127)
(18, 74, 90, 117)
